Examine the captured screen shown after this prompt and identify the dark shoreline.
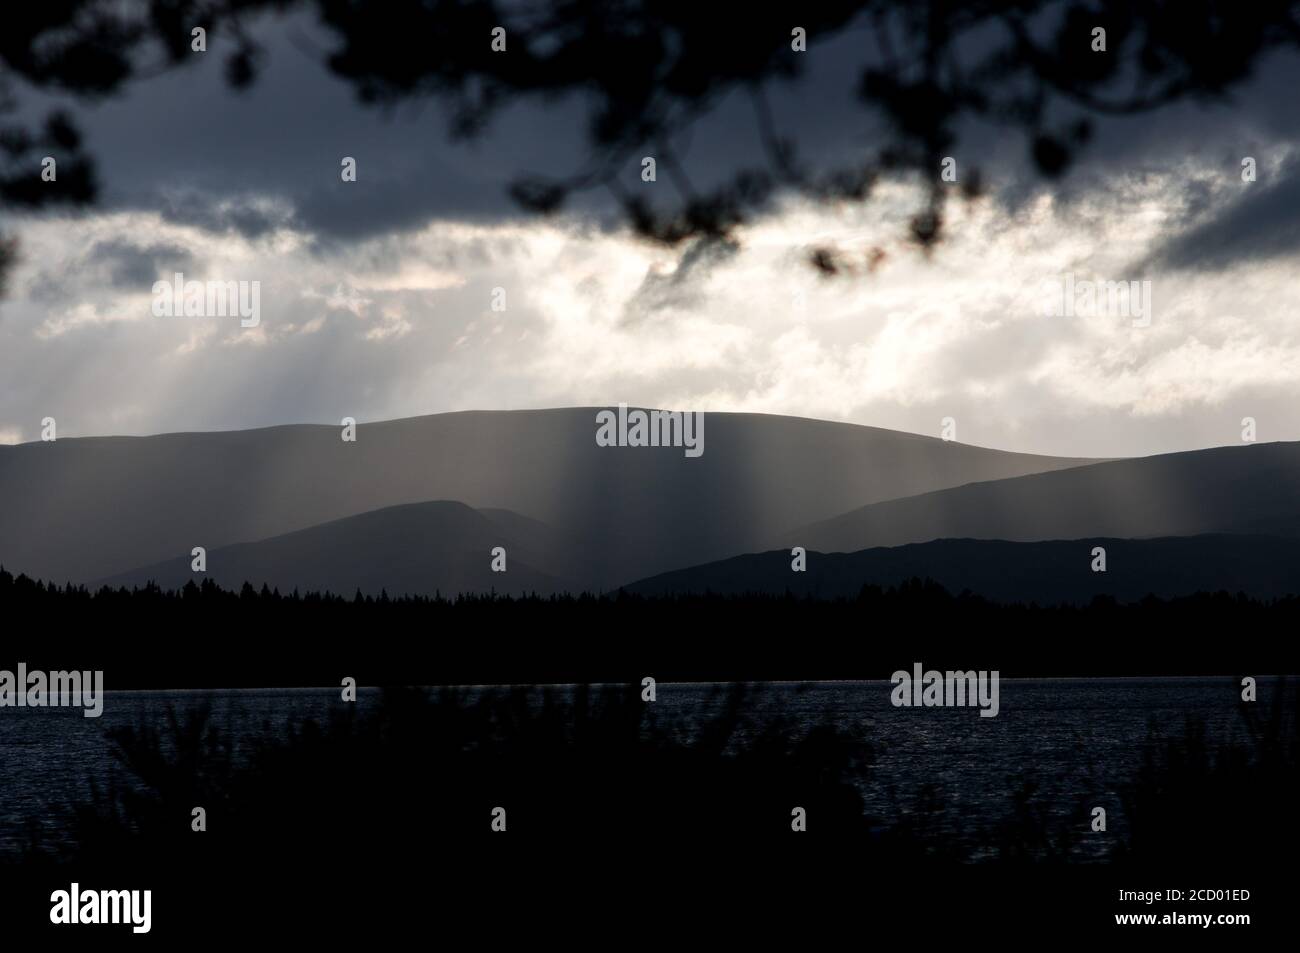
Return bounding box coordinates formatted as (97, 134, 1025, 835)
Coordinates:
(4, 574, 1299, 687)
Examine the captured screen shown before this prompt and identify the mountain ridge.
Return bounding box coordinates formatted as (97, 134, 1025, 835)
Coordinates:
(0, 408, 1100, 587)
(626, 533, 1300, 603)
(779, 441, 1300, 553)
(96, 500, 577, 597)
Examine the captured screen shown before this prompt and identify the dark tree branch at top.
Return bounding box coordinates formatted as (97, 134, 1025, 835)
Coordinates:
(2, 0, 1299, 291)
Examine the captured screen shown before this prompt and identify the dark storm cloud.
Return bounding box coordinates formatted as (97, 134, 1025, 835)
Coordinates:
(67, 11, 598, 242)
(21, 6, 1300, 259)
(19, 236, 192, 304)
(153, 191, 289, 239)
(87, 238, 194, 288)
(621, 236, 739, 326)
(35, 9, 875, 245)
(1141, 156, 1300, 272)
(924, 36, 1300, 254)
(292, 172, 498, 245)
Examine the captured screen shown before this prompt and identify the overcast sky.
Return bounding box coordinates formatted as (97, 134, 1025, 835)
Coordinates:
(3, 9, 1300, 458)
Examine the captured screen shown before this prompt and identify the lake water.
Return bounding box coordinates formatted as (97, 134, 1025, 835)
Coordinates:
(0, 677, 1282, 859)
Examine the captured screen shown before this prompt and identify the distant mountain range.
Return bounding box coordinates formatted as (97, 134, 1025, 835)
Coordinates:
(0, 408, 1095, 590)
(626, 534, 1300, 603)
(2, 408, 1296, 603)
(783, 442, 1300, 553)
(98, 501, 579, 597)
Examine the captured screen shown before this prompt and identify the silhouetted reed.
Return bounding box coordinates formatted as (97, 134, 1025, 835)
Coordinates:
(22, 685, 875, 871)
(1114, 679, 1299, 865)
(14, 680, 1296, 872)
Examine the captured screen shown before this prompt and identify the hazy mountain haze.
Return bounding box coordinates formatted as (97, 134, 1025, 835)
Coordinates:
(97, 501, 574, 597)
(786, 441, 1300, 554)
(0, 408, 1098, 587)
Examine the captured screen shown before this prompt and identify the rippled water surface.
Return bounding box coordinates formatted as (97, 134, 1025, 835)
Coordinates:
(0, 677, 1279, 858)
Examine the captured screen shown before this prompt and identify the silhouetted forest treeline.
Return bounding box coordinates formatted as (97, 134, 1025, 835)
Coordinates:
(3, 568, 1296, 685)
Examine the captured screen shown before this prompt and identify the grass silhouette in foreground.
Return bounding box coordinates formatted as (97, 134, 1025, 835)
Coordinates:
(12, 680, 1296, 867)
